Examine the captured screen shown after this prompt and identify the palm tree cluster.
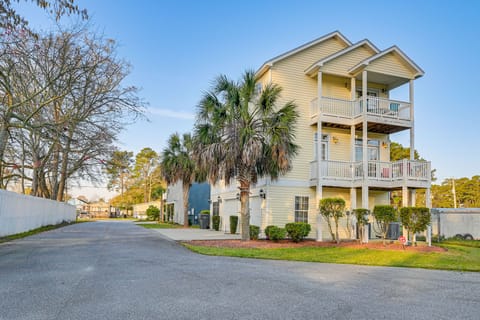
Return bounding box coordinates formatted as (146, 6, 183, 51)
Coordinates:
(162, 70, 299, 240)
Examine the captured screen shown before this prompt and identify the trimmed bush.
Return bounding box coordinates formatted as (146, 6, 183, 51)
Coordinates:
(212, 215, 220, 231)
(268, 226, 286, 242)
(146, 205, 160, 221)
(400, 207, 431, 245)
(229, 215, 238, 234)
(249, 225, 260, 240)
(352, 208, 370, 242)
(319, 198, 345, 244)
(372, 205, 397, 245)
(264, 225, 276, 240)
(285, 222, 311, 243)
(200, 210, 210, 215)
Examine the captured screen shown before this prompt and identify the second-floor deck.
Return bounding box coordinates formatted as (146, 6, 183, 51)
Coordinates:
(310, 96, 412, 133)
(309, 159, 431, 189)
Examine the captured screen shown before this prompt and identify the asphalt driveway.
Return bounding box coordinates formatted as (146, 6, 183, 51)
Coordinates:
(0, 221, 478, 320)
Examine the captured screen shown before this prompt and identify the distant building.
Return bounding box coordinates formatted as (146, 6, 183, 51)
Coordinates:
(132, 201, 162, 220)
(166, 181, 210, 225)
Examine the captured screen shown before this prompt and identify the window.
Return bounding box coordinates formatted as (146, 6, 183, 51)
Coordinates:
(355, 139, 379, 161)
(255, 83, 262, 95)
(313, 133, 329, 160)
(294, 196, 309, 223)
(212, 202, 219, 216)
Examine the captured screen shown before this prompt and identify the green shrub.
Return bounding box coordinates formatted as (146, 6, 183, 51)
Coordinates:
(249, 225, 260, 240)
(146, 205, 160, 221)
(229, 215, 238, 234)
(319, 198, 345, 244)
(212, 215, 220, 231)
(399, 207, 430, 245)
(352, 208, 370, 242)
(200, 210, 210, 215)
(285, 222, 311, 243)
(372, 205, 397, 245)
(268, 226, 286, 242)
(264, 225, 276, 239)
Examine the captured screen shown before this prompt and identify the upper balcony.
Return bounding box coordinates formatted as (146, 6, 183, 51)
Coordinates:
(310, 96, 412, 134)
(309, 159, 431, 189)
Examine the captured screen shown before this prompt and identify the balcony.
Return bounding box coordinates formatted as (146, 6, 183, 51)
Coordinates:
(309, 159, 431, 189)
(310, 96, 412, 133)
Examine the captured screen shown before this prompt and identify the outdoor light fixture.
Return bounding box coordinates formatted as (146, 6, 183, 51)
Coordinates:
(332, 136, 339, 144)
(236, 193, 240, 200)
(382, 141, 388, 149)
(217, 195, 222, 203)
(259, 189, 266, 199)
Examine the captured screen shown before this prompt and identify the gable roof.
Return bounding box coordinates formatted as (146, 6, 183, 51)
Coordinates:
(255, 31, 352, 78)
(348, 45, 424, 78)
(304, 39, 379, 76)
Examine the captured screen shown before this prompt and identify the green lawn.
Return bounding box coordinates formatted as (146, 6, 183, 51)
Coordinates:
(183, 241, 480, 272)
(0, 221, 78, 244)
(137, 222, 185, 229)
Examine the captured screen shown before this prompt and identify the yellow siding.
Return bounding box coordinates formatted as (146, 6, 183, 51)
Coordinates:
(321, 46, 376, 77)
(367, 52, 415, 79)
(266, 185, 316, 227)
(256, 69, 271, 87)
(271, 37, 349, 181)
(321, 128, 351, 161)
(322, 75, 351, 99)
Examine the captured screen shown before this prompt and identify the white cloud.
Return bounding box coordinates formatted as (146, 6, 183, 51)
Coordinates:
(147, 107, 195, 120)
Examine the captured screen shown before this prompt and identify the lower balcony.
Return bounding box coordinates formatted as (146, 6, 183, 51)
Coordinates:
(309, 159, 431, 189)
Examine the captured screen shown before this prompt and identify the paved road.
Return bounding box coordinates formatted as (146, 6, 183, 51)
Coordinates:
(0, 222, 479, 320)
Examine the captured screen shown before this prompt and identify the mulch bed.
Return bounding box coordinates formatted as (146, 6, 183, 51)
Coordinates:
(182, 239, 446, 252)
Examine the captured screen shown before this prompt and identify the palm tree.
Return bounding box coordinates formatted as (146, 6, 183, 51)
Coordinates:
(193, 70, 299, 241)
(161, 133, 196, 227)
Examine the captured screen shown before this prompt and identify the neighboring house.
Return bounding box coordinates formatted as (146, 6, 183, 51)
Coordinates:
(87, 200, 110, 218)
(166, 181, 210, 225)
(211, 31, 431, 239)
(132, 200, 162, 220)
(67, 196, 89, 215)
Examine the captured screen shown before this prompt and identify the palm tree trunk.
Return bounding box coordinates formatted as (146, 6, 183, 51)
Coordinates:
(239, 180, 250, 241)
(182, 183, 190, 227)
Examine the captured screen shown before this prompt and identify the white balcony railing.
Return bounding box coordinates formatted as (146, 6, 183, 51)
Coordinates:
(310, 96, 412, 122)
(310, 159, 430, 183)
(358, 97, 411, 120)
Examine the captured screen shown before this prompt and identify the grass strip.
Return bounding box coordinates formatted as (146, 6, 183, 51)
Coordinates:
(183, 242, 480, 272)
(0, 221, 78, 244)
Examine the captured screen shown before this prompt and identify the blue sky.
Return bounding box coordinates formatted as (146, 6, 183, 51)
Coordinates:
(18, 0, 480, 198)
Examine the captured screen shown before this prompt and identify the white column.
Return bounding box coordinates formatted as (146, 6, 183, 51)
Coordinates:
(316, 214, 323, 242)
(410, 189, 416, 207)
(362, 71, 368, 205)
(362, 185, 368, 210)
(350, 125, 355, 162)
(316, 71, 323, 209)
(425, 188, 432, 208)
(363, 224, 369, 244)
(409, 79, 415, 160)
(427, 225, 432, 247)
(402, 186, 409, 207)
(402, 186, 409, 240)
(351, 77, 356, 100)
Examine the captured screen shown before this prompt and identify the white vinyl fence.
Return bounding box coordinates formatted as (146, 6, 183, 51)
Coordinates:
(431, 208, 480, 239)
(0, 189, 75, 237)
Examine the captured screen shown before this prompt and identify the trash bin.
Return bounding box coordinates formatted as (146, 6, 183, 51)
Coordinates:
(199, 214, 210, 229)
